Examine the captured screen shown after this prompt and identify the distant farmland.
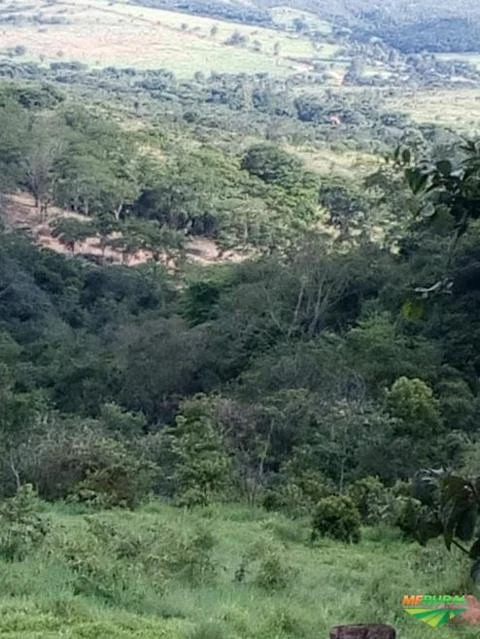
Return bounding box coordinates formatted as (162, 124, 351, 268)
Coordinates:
(384, 88, 480, 132)
(0, 0, 340, 76)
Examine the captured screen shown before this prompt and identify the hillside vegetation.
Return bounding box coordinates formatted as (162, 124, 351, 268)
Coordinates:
(1, 0, 480, 636)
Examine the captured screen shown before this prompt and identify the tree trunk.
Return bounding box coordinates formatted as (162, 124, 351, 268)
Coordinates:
(338, 419, 349, 494)
(288, 277, 306, 338)
(330, 625, 396, 639)
(308, 279, 328, 338)
(114, 202, 124, 222)
(9, 451, 21, 492)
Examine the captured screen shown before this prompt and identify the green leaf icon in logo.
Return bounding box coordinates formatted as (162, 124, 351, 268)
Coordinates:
(404, 607, 467, 628)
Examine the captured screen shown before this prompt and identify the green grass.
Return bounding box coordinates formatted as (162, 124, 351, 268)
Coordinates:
(0, 500, 478, 638)
(290, 145, 381, 178)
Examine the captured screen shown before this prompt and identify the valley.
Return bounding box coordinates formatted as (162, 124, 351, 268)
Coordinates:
(0, 1, 480, 638)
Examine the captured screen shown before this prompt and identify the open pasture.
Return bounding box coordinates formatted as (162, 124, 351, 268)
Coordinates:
(384, 88, 480, 132)
(0, 0, 340, 76)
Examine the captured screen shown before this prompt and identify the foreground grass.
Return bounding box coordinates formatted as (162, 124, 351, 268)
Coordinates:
(0, 501, 478, 638)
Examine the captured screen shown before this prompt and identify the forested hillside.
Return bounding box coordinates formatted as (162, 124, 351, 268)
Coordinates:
(1, 0, 480, 636)
(139, 0, 480, 52)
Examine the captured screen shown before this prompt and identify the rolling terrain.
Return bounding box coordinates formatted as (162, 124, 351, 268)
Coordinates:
(0, 0, 340, 75)
(1, 1, 480, 639)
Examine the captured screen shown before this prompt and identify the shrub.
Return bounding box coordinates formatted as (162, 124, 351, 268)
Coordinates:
(385, 376, 443, 436)
(18, 424, 155, 507)
(53, 518, 155, 602)
(51, 516, 217, 604)
(255, 551, 293, 591)
(66, 544, 127, 601)
(188, 621, 227, 639)
(224, 30, 248, 46)
(166, 402, 232, 507)
(259, 605, 308, 637)
(261, 517, 307, 544)
(0, 484, 49, 561)
(262, 482, 304, 514)
(393, 495, 443, 545)
(86, 516, 216, 585)
(161, 525, 217, 584)
(263, 468, 334, 517)
(99, 402, 146, 437)
(235, 538, 296, 591)
(72, 456, 155, 509)
(347, 476, 388, 525)
(312, 495, 361, 543)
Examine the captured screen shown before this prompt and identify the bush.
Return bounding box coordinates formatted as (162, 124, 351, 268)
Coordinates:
(64, 540, 129, 602)
(0, 485, 49, 561)
(261, 517, 307, 544)
(49, 515, 218, 604)
(312, 495, 361, 543)
(393, 495, 443, 545)
(262, 482, 304, 514)
(166, 402, 232, 507)
(224, 30, 248, 46)
(255, 551, 293, 591)
(347, 476, 388, 525)
(188, 622, 227, 639)
(235, 538, 296, 591)
(263, 468, 334, 517)
(72, 457, 155, 509)
(18, 424, 155, 507)
(58, 518, 152, 601)
(161, 525, 217, 584)
(385, 376, 443, 436)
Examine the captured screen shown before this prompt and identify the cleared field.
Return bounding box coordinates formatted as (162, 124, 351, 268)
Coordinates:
(290, 146, 381, 177)
(436, 52, 480, 70)
(271, 5, 333, 34)
(0, 0, 339, 76)
(384, 88, 480, 132)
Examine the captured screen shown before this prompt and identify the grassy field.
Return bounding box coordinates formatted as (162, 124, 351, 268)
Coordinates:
(1, 498, 478, 638)
(435, 52, 480, 70)
(384, 88, 480, 132)
(0, 0, 340, 76)
(270, 6, 333, 34)
(292, 146, 381, 178)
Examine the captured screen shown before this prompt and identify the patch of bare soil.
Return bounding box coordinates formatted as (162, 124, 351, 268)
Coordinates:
(1, 192, 248, 267)
(187, 237, 248, 265)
